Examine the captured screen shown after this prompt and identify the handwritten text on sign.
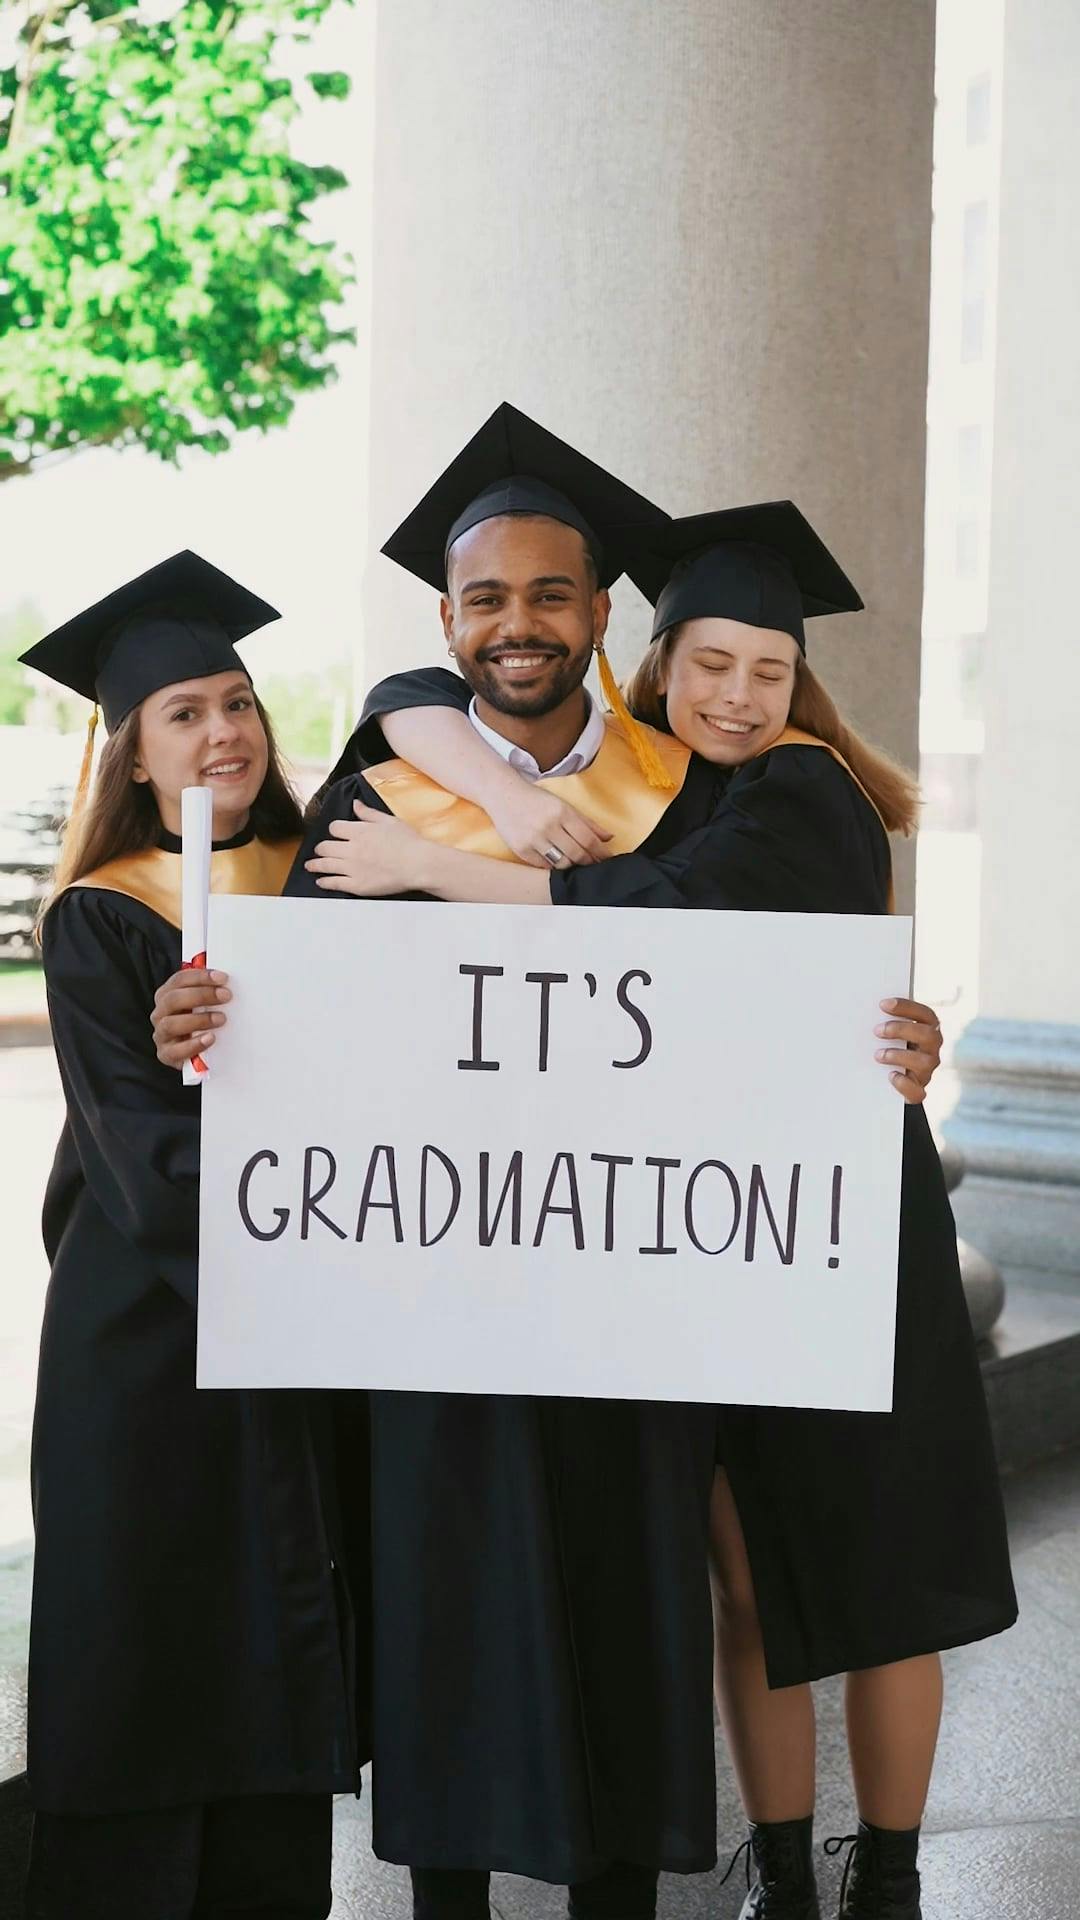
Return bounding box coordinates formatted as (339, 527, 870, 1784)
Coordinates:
(196, 898, 910, 1409)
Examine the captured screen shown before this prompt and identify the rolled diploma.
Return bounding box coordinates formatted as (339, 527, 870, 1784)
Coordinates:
(181, 785, 213, 1087)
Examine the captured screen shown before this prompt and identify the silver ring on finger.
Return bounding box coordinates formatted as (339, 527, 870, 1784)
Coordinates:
(543, 845, 564, 867)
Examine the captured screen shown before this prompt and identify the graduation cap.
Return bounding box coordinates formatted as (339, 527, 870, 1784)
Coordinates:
(380, 401, 670, 593)
(626, 502, 863, 654)
(20, 549, 280, 733)
(20, 550, 280, 829)
(380, 403, 677, 789)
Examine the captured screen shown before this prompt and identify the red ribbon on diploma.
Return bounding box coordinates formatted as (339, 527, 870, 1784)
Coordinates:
(182, 950, 209, 1075)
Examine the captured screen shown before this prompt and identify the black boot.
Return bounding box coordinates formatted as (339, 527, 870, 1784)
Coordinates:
(410, 1867, 491, 1920)
(567, 1861, 659, 1919)
(721, 1817, 821, 1919)
(824, 1821, 921, 1919)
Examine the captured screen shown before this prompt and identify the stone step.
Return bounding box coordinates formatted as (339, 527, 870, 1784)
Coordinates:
(979, 1279, 1080, 1473)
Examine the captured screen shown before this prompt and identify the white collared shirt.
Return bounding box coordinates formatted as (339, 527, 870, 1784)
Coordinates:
(467, 692, 605, 781)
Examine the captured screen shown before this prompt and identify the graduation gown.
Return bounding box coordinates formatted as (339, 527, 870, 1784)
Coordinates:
(351, 671, 1017, 1688)
(290, 729, 721, 1881)
(550, 741, 1019, 1686)
(30, 828, 358, 1815)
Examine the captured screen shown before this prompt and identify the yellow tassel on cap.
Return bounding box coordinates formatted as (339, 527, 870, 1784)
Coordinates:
(68, 703, 100, 835)
(595, 643, 676, 791)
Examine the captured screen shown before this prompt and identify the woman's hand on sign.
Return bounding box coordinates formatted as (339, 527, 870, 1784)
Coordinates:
(305, 804, 431, 896)
(876, 998, 943, 1105)
(151, 968, 230, 1070)
(487, 782, 612, 869)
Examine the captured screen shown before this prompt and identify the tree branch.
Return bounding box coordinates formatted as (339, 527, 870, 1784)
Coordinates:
(0, 443, 91, 482)
(6, 0, 74, 155)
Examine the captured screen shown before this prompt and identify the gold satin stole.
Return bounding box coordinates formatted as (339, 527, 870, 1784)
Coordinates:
(365, 713, 690, 860)
(62, 836, 301, 929)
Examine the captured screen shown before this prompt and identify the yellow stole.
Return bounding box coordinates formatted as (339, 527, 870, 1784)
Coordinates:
(62, 836, 301, 930)
(365, 713, 690, 861)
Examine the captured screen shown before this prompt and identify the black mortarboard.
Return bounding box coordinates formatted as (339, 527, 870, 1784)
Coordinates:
(627, 502, 863, 654)
(20, 550, 280, 731)
(380, 401, 670, 591)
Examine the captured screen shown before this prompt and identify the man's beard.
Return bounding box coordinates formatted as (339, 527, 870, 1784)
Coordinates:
(462, 637, 593, 718)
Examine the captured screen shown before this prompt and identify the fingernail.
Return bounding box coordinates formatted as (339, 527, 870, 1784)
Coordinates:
(215, 988, 231, 1001)
(880, 997, 897, 1011)
(210, 971, 228, 984)
(876, 1049, 889, 1062)
(198, 1033, 215, 1047)
(874, 1024, 889, 1037)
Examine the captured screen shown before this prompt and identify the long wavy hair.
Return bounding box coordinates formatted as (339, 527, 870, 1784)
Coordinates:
(623, 630, 920, 836)
(42, 689, 303, 918)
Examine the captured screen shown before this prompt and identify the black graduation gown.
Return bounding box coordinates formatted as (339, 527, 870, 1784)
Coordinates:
(30, 843, 357, 1815)
(289, 757, 722, 1882)
(549, 742, 1019, 1686)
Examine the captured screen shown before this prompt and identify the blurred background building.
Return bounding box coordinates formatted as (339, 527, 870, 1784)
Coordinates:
(916, 0, 1004, 1068)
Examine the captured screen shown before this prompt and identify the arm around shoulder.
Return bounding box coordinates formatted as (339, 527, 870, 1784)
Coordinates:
(551, 744, 884, 914)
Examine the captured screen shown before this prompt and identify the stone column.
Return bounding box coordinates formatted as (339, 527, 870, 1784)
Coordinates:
(362, 0, 935, 910)
(945, 0, 1080, 1281)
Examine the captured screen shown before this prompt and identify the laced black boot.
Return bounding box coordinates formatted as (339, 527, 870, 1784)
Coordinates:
(824, 1821, 921, 1919)
(720, 1816, 821, 1919)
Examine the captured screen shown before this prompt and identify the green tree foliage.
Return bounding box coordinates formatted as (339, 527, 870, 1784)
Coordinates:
(0, 598, 44, 722)
(0, 0, 355, 484)
(262, 660, 350, 766)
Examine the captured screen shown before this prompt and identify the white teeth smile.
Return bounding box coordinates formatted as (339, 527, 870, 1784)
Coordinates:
(203, 761, 247, 775)
(495, 655, 552, 670)
(702, 718, 755, 735)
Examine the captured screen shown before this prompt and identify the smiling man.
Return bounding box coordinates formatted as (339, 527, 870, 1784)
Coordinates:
(312, 406, 698, 876)
(451, 514, 602, 720)
(298, 410, 720, 1920)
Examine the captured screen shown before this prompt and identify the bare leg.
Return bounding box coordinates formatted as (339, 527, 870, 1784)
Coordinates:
(710, 1467, 816, 1821)
(844, 1655, 943, 1829)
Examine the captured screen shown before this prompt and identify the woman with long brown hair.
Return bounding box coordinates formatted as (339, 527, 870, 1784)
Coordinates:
(19, 553, 356, 1920)
(283, 502, 1016, 1920)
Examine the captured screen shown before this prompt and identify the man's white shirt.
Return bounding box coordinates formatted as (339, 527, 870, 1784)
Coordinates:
(466, 693, 605, 781)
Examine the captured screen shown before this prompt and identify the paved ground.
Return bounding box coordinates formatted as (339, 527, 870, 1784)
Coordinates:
(329, 1445, 1080, 1919)
(3, 1044, 1078, 1916)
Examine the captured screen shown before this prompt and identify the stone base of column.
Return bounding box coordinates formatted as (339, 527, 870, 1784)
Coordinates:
(944, 1018, 1080, 1283)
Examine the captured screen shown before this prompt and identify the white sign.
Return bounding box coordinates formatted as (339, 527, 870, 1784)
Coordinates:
(196, 897, 911, 1410)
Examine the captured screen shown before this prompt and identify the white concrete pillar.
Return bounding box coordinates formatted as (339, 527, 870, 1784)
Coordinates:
(363, 0, 935, 908)
(946, 0, 1080, 1278)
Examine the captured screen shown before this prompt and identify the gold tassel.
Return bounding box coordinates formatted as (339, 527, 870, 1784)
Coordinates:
(68, 703, 100, 834)
(595, 643, 676, 791)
